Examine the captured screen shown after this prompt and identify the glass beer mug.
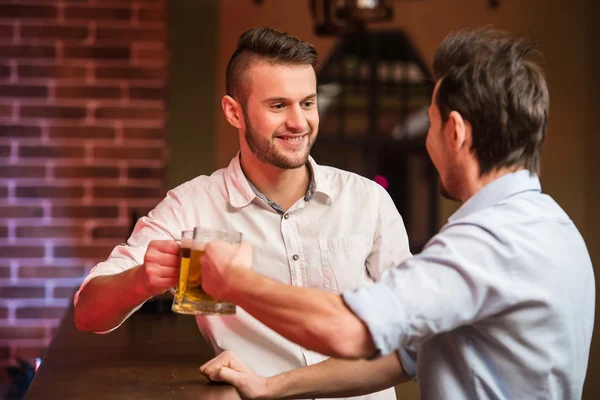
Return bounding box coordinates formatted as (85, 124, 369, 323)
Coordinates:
(171, 227, 241, 315)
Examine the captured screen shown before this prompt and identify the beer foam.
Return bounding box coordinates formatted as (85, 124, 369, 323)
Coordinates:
(192, 241, 206, 251)
(181, 238, 192, 249)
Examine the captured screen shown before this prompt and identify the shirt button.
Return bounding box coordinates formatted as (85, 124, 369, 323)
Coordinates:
(292, 254, 299, 261)
(284, 213, 289, 219)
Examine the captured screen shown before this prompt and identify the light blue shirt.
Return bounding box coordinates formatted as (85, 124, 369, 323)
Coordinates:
(344, 170, 595, 399)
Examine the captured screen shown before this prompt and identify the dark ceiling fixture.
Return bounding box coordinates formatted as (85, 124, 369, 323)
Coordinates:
(253, 0, 500, 36)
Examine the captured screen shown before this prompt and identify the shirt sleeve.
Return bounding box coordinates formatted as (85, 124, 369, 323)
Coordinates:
(343, 221, 520, 355)
(73, 183, 193, 332)
(365, 184, 412, 282)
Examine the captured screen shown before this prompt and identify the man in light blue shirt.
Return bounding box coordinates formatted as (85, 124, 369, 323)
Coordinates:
(197, 28, 595, 399)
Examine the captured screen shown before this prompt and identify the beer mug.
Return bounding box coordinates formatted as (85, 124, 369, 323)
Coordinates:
(171, 227, 242, 315)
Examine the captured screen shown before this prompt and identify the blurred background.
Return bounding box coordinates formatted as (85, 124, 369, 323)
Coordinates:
(0, 0, 598, 398)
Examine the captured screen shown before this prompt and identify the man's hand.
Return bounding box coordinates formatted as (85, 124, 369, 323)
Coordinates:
(200, 351, 268, 400)
(140, 240, 180, 296)
(200, 241, 253, 301)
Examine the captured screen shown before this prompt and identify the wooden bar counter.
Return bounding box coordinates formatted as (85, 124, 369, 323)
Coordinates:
(24, 299, 241, 399)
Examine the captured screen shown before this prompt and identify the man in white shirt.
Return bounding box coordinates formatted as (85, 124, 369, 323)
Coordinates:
(73, 27, 411, 400)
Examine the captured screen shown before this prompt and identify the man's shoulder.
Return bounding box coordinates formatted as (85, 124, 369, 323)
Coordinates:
(317, 164, 381, 191)
(170, 166, 228, 195)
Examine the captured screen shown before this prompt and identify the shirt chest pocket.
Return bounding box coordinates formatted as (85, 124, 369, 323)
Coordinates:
(318, 234, 369, 293)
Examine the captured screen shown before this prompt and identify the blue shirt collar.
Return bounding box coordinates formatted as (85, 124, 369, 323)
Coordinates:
(448, 170, 542, 222)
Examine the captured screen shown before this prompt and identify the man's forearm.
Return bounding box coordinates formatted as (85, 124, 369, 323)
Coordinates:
(74, 265, 152, 332)
(227, 269, 376, 359)
(265, 353, 409, 399)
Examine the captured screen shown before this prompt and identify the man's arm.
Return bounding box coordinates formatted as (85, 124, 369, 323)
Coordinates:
(74, 240, 180, 332)
(201, 350, 409, 399)
(201, 242, 376, 359)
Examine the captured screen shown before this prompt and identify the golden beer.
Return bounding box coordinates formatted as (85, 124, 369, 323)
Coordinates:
(171, 227, 241, 315)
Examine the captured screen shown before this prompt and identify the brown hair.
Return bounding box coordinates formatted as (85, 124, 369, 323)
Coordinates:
(433, 28, 549, 175)
(226, 27, 319, 104)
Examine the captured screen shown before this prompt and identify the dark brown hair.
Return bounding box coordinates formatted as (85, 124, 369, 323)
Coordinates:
(226, 27, 319, 104)
(433, 28, 549, 175)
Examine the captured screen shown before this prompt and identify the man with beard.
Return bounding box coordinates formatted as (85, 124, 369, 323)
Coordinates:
(197, 28, 595, 399)
(73, 27, 411, 400)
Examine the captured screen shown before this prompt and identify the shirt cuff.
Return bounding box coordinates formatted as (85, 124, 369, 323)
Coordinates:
(398, 347, 417, 380)
(342, 282, 406, 356)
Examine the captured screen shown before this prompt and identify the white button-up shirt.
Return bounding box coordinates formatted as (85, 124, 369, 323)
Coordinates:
(75, 154, 412, 400)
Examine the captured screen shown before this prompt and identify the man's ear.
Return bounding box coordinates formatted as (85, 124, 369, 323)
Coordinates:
(222, 95, 243, 129)
(446, 110, 469, 152)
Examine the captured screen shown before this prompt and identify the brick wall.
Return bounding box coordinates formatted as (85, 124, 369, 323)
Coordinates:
(0, 0, 168, 376)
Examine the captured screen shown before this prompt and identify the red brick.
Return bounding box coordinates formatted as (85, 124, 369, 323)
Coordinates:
(0, 45, 55, 59)
(0, 104, 12, 118)
(0, 145, 10, 157)
(56, 85, 120, 99)
(0, 266, 10, 278)
(18, 64, 87, 79)
(54, 166, 119, 179)
(53, 286, 79, 299)
(92, 186, 162, 199)
(16, 185, 84, 199)
(96, 27, 165, 42)
(54, 245, 114, 259)
(0, 4, 57, 18)
(0, 206, 44, 218)
(128, 86, 164, 101)
(16, 225, 85, 239)
(63, 45, 129, 60)
(127, 167, 165, 180)
(93, 146, 162, 160)
(122, 127, 164, 140)
(0, 25, 13, 39)
(48, 126, 115, 139)
(0, 247, 44, 258)
(0, 327, 46, 340)
(0, 84, 48, 99)
(19, 145, 85, 159)
(0, 124, 42, 138)
(16, 307, 66, 319)
(0, 166, 45, 178)
(0, 63, 10, 78)
(95, 106, 164, 120)
(20, 105, 86, 120)
(0, 226, 7, 238)
(0, 306, 7, 318)
(19, 266, 85, 279)
(65, 5, 131, 21)
(0, 187, 8, 198)
(135, 47, 166, 61)
(52, 206, 118, 219)
(91, 225, 129, 239)
(95, 66, 166, 81)
(138, 8, 163, 22)
(21, 25, 89, 40)
(0, 347, 8, 359)
(0, 286, 44, 299)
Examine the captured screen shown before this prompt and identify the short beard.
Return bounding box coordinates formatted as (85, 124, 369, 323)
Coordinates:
(243, 107, 315, 170)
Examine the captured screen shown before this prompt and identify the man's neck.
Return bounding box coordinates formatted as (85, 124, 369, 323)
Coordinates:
(240, 151, 310, 212)
(461, 166, 526, 202)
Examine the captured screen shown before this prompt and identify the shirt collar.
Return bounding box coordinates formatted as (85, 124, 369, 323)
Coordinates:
(224, 152, 334, 209)
(448, 169, 542, 222)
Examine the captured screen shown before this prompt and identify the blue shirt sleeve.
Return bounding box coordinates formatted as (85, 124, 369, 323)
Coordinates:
(343, 221, 521, 355)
